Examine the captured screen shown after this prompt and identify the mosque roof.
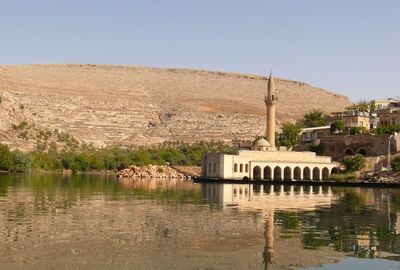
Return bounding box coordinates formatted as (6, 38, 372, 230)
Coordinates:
(253, 138, 271, 147)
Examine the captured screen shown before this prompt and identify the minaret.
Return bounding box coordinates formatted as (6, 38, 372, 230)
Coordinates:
(264, 72, 276, 146)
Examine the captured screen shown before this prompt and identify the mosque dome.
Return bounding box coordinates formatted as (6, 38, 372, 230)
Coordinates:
(253, 138, 271, 147)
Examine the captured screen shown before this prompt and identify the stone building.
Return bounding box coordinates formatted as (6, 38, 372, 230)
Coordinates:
(300, 126, 331, 144)
(201, 73, 338, 181)
(319, 133, 400, 160)
(375, 99, 400, 110)
(378, 107, 400, 126)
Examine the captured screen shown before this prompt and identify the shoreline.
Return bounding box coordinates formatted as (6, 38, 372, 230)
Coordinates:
(194, 177, 400, 188)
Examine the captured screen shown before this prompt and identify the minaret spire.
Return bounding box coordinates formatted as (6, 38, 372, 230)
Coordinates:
(265, 72, 276, 146)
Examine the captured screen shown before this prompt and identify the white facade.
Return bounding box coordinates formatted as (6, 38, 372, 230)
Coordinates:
(201, 150, 338, 181)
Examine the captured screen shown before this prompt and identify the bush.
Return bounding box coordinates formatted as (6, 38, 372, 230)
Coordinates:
(349, 127, 366, 135)
(330, 172, 357, 182)
(343, 154, 366, 172)
(330, 120, 345, 133)
(373, 125, 400, 135)
(309, 143, 321, 154)
(392, 155, 400, 172)
(0, 144, 13, 171)
(11, 150, 31, 172)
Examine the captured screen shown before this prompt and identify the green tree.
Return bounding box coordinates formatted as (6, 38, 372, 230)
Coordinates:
(373, 125, 400, 135)
(302, 110, 327, 128)
(356, 100, 369, 113)
(369, 100, 376, 112)
(279, 122, 303, 147)
(330, 120, 345, 133)
(349, 127, 366, 135)
(11, 150, 31, 172)
(343, 154, 366, 172)
(392, 155, 400, 172)
(0, 144, 13, 171)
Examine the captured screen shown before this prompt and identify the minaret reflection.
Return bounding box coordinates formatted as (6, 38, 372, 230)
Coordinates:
(201, 183, 335, 269)
(263, 210, 274, 270)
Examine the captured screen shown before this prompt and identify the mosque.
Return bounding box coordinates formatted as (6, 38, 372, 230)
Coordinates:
(201, 73, 338, 181)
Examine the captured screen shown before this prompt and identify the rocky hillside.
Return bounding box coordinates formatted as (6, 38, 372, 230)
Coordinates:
(0, 64, 352, 150)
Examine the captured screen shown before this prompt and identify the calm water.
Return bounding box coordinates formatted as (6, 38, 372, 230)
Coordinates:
(1, 173, 400, 270)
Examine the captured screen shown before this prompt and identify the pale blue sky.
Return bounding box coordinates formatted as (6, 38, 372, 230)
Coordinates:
(1, 0, 399, 101)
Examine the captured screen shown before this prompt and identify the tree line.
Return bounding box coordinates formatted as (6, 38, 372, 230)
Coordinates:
(0, 141, 237, 173)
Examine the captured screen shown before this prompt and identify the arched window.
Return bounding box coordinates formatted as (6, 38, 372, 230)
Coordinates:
(208, 163, 212, 172)
(345, 148, 354, 156)
(213, 163, 217, 173)
(245, 164, 249, 173)
(234, 163, 238, 172)
(358, 149, 367, 156)
(240, 164, 243, 172)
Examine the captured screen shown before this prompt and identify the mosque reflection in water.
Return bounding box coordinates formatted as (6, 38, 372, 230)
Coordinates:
(201, 183, 400, 269)
(1, 174, 400, 269)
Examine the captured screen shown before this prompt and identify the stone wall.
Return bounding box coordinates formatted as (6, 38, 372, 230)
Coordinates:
(320, 134, 400, 160)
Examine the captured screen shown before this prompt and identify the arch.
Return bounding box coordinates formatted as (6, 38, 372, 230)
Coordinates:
(284, 166, 292, 181)
(239, 164, 243, 172)
(253, 166, 262, 180)
(245, 164, 249, 173)
(322, 167, 330, 180)
(344, 148, 354, 156)
(294, 167, 302, 180)
(358, 149, 367, 156)
(313, 167, 320, 181)
(263, 166, 272, 180)
(331, 167, 339, 174)
(234, 163, 238, 172)
(303, 167, 311, 180)
(274, 166, 282, 181)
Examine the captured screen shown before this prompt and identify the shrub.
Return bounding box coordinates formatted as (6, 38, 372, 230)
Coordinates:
(0, 144, 13, 171)
(309, 143, 321, 154)
(349, 127, 366, 135)
(330, 172, 357, 182)
(11, 150, 31, 172)
(373, 125, 400, 135)
(343, 154, 366, 172)
(392, 155, 400, 172)
(330, 120, 345, 133)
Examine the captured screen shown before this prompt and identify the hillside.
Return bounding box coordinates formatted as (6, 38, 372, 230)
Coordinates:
(0, 64, 352, 150)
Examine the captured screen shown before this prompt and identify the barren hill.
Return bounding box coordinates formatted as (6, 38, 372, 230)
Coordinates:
(0, 64, 352, 150)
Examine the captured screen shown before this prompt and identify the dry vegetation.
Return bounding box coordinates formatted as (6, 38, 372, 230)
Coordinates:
(0, 64, 352, 150)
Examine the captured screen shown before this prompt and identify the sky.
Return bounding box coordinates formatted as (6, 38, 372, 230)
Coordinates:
(0, 0, 399, 101)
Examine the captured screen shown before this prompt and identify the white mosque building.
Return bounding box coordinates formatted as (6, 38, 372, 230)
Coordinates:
(201, 73, 338, 181)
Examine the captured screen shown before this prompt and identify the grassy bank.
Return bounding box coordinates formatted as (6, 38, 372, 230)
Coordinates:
(0, 141, 236, 173)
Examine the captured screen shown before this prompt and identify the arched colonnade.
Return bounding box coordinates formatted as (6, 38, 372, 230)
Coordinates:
(252, 165, 338, 181)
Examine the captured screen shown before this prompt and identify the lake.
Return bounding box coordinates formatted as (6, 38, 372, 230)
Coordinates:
(0, 173, 400, 270)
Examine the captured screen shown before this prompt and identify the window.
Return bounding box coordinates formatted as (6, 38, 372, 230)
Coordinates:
(245, 164, 249, 173)
(208, 163, 211, 172)
(240, 164, 243, 172)
(213, 163, 217, 173)
(234, 163, 238, 172)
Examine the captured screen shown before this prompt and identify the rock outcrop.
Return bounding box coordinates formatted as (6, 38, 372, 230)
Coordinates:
(116, 165, 200, 179)
(0, 64, 353, 150)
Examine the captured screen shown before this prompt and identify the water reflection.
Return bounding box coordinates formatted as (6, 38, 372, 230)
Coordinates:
(0, 173, 400, 269)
